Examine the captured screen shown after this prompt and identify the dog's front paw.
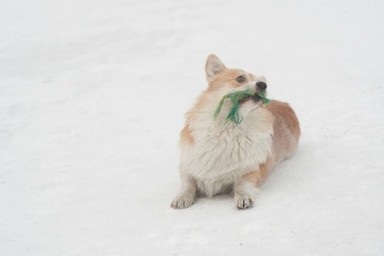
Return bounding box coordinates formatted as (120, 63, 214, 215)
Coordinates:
(171, 192, 195, 209)
(235, 193, 255, 209)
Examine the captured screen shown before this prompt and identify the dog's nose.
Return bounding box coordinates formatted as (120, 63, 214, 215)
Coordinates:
(256, 81, 267, 91)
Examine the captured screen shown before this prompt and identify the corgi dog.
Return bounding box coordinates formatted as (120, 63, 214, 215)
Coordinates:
(171, 55, 300, 209)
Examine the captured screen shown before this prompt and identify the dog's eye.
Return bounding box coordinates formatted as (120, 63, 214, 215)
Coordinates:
(236, 75, 247, 83)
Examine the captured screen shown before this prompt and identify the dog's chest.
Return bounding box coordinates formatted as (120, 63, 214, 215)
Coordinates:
(180, 112, 273, 196)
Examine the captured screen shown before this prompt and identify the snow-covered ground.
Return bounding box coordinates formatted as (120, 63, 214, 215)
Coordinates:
(1, 0, 384, 255)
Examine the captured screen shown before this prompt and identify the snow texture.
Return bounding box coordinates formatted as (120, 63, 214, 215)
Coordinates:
(1, 0, 384, 255)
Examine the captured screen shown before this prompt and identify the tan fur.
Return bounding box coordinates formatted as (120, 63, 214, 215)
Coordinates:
(267, 100, 301, 161)
(243, 156, 274, 185)
(180, 124, 194, 145)
(172, 55, 300, 209)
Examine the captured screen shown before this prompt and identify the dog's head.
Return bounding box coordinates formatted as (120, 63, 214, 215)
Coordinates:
(205, 54, 267, 103)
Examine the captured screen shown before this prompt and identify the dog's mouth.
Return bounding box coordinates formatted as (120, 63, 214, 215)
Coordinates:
(251, 90, 268, 103)
(239, 89, 267, 104)
(237, 81, 268, 104)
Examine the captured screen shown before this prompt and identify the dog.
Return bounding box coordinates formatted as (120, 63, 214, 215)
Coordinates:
(171, 55, 300, 209)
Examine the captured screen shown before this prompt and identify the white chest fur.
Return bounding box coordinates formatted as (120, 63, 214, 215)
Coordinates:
(180, 102, 274, 197)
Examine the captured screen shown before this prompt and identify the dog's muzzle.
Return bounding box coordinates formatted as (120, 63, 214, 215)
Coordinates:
(249, 81, 268, 103)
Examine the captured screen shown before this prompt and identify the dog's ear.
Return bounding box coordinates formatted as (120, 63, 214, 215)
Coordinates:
(205, 54, 226, 82)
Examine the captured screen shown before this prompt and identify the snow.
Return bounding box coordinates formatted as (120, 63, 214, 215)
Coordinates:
(1, 0, 384, 255)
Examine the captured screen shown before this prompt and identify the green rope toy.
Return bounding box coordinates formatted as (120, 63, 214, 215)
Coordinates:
(214, 87, 270, 124)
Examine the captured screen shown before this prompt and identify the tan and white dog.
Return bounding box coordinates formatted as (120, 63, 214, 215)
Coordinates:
(171, 55, 300, 209)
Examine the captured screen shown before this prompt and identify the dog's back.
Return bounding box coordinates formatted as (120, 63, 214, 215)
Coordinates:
(267, 100, 300, 163)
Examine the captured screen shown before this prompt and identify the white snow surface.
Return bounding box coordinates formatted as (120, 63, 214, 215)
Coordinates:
(1, 0, 384, 255)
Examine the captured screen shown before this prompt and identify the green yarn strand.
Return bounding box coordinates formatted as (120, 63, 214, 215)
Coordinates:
(214, 87, 270, 124)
